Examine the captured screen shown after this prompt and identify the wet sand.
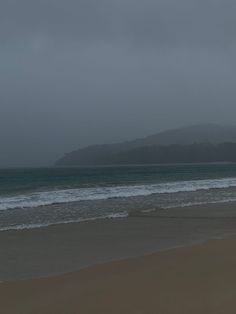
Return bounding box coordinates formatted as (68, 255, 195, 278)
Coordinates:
(1, 202, 236, 313)
(1, 202, 236, 281)
(2, 236, 236, 313)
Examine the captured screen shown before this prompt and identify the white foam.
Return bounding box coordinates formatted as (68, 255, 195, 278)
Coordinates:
(165, 197, 236, 209)
(1, 177, 236, 211)
(0, 211, 129, 231)
(106, 212, 129, 219)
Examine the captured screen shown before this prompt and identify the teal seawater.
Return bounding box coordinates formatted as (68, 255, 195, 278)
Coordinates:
(1, 164, 236, 230)
(1, 164, 236, 196)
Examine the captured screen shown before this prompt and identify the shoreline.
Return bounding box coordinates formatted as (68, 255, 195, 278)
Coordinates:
(1, 202, 236, 282)
(2, 236, 236, 313)
(2, 200, 236, 233)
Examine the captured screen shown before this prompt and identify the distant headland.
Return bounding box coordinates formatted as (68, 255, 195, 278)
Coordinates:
(56, 124, 236, 166)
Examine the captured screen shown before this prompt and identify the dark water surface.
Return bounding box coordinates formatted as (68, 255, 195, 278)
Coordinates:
(1, 164, 236, 230)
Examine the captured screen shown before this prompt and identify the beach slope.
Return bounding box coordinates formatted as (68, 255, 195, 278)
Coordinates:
(1, 237, 236, 314)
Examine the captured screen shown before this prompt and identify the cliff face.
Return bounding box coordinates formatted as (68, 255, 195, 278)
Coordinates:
(56, 124, 236, 166)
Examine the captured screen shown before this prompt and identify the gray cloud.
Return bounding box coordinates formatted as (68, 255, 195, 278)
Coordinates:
(0, 0, 236, 167)
(1, 0, 236, 47)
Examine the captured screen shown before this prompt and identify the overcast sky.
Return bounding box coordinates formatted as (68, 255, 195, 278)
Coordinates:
(1, 0, 236, 167)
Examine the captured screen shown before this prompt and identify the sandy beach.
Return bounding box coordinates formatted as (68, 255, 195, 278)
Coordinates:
(1, 202, 236, 313)
(2, 236, 236, 313)
(1, 202, 236, 281)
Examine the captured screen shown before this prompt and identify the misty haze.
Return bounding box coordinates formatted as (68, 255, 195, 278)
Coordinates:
(1, 0, 236, 167)
(2, 1, 236, 314)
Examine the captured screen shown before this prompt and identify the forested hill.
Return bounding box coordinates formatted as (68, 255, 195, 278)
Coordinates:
(56, 124, 236, 166)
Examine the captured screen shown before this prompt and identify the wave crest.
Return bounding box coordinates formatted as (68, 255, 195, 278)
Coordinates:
(1, 177, 236, 211)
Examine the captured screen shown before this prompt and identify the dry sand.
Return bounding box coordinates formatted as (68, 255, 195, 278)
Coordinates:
(1, 236, 236, 314)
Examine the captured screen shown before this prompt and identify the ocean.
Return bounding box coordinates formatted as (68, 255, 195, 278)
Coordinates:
(1, 164, 236, 231)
